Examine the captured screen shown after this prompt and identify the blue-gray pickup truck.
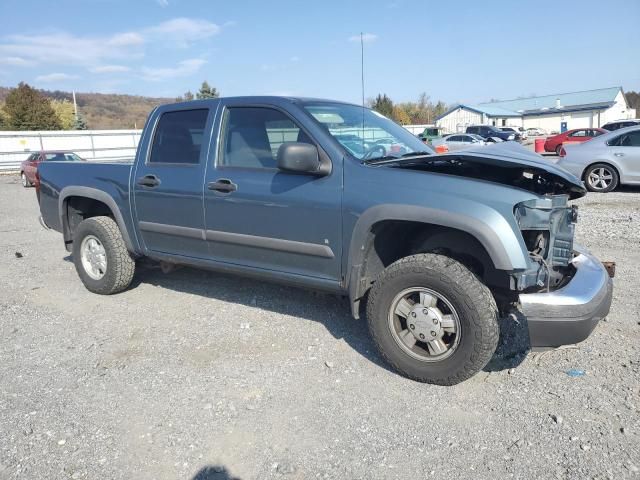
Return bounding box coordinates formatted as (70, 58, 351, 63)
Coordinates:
(36, 97, 613, 385)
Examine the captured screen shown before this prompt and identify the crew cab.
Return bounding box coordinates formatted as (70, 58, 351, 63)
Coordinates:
(36, 97, 613, 385)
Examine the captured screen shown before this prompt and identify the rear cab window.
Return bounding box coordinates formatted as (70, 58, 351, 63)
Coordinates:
(149, 109, 209, 164)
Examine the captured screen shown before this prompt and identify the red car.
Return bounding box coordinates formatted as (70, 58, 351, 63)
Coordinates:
(544, 128, 606, 155)
(20, 151, 84, 188)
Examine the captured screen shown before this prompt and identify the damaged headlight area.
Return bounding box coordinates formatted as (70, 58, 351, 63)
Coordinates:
(513, 195, 578, 291)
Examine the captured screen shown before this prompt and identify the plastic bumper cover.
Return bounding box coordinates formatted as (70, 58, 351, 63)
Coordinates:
(519, 245, 613, 348)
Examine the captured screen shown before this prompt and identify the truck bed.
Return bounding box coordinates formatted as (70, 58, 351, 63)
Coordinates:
(38, 161, 133, 233)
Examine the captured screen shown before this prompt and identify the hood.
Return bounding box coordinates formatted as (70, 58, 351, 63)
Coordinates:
(376, 142, 586, 199)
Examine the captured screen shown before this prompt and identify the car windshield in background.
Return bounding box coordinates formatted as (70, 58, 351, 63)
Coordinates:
(44, 153, 83, 162)
(304, 103, 432, 161)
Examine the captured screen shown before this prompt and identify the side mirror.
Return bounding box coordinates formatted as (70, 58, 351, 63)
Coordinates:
(277, 142, 322, 175)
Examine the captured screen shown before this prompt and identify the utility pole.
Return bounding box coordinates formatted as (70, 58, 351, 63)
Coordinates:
(72, 90, 78, 117)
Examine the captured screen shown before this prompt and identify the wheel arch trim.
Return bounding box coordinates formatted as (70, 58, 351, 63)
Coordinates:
(58, 186, 136, 253)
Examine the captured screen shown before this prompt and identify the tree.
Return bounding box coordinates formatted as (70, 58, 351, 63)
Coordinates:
(50, 99, 75, 130)
(625, 90, 640, 114)
(73, 113, 88, 130)
(2, 82, 61, 130)
(371, 93, 394, 118)
(392, 105, 411, 125)
(0, 104, 6, 130)
(196, 81, 219, 99)
(184, 90, 194, 101)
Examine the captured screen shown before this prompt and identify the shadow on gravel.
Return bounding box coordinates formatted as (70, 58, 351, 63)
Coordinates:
(192, 465, 241, 480)
(132, 263, 396, 374)
(483, 311, 530, 372)
(118, 262, 532, 376)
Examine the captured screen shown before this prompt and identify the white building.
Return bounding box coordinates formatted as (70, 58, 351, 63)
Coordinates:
(435, 87, 636, 134)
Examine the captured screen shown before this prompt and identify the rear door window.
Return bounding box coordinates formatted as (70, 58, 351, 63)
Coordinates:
(149, 109, 209, 164)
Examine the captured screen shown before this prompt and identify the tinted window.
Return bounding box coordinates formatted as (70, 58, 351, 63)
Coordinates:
(149, 109, 209, 164)
(467, 127, 477, 134)
(447, 135, 460, 142)
(619, 131, 640, 147)
(221, 107, 313, 169)
(568, 130, 587, 137)
(460, 135, 472, 143)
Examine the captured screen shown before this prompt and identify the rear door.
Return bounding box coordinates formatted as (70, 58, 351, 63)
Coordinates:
(202, 102, 343, 281)
(132, 105, 215, 258)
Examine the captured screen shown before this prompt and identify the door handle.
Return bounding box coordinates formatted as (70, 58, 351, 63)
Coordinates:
(137, 174, 161, 188)
(208, 178, 237, 193)
(614, 152, 624, 157)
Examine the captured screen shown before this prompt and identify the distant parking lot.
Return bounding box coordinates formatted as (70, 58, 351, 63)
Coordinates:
(1, 175, 639, 479)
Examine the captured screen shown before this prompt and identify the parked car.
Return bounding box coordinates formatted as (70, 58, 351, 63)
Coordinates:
(431, 133, 486, 152)
(601, 119, 640, 131)
(419, 126, 444, 143)
(500, 126, 527, 140)
(557, 126, 640, 192)
(36, 96, 612, 385)
(466, 125, 516, 141)
(20, 151, 84, 188)
(526, 127, 546, 136)
(544, 128, 606, 155)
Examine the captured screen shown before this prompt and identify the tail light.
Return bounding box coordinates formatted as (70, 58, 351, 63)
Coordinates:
(435, 144, 449, 154)
(559, 146, 567, 157)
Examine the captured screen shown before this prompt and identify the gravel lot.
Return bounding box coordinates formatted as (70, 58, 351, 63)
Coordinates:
(1, 174, 639, 480)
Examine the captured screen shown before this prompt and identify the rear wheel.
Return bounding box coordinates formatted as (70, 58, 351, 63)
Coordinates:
(555, 144, 563, 156)
(584, 163, 618, 192)
(72, 216, 135, 294)
(366, 253, 499, 385)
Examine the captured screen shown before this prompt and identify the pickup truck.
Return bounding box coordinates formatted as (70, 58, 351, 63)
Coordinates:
(36, 96, 613, 385)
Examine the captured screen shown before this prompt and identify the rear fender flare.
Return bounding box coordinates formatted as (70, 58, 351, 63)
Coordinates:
(59, 186, 135, 253)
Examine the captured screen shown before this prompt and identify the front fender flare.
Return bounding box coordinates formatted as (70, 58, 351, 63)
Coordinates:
(345, 204, 527, 310)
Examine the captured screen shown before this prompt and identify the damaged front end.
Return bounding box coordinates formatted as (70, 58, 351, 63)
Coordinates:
(513, 195, 578, 292)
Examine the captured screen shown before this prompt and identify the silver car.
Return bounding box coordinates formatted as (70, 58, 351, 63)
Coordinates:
(431, 133, 486, 152)
(557, 126, 640, 192)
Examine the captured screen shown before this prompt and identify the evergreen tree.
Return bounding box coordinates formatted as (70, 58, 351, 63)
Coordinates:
(184, 90, 195, 101)
(73, 113, 88, 130)
(196, 81, 219, 99)
(3, 82, 61, 130)
(371, 94, 394, 118)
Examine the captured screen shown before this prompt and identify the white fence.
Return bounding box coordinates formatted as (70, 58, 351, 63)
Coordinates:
(0, 124, 429, 172)
(0, 130, 142, 171)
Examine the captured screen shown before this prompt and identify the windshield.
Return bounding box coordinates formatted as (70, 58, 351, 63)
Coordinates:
(304, 103, 433, 160)
(44, 153, 83, 162)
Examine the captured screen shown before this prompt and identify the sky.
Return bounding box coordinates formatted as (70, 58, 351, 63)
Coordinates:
(0, 0, 639, 104)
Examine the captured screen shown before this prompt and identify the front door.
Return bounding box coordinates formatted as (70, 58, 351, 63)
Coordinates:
(203, 104, 343, 281)
(132, 106, 214, 258)
(611, 129, 640, 182)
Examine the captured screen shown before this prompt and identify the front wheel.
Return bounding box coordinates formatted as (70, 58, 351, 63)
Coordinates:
(366, 254, 499, 385)
(72, 216, 135, 294)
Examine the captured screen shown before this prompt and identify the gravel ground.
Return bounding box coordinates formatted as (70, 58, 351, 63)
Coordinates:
(0, 174, 639, 480)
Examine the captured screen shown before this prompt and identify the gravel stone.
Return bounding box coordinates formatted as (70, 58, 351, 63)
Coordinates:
(0, 175, 639, 479)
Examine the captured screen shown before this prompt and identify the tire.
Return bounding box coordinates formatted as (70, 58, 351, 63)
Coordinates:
(366, 254, 499, 385)
(21, 172, 31, 188)
(72, 216, 135, 294)
(555, 144, 562, 156)
(584, 163, 619, 193)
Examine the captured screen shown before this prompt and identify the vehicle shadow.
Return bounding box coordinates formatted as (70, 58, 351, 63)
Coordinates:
(192, 465, 241, 480)
(132, 263, 395, 374)
(130, 263, 526, 375)
(482, 310, 530, 372)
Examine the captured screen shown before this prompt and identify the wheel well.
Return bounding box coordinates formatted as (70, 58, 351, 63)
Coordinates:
(63, 196, 114, 245)
(358, 220, 508, 295)
(582, 162, 619, 181)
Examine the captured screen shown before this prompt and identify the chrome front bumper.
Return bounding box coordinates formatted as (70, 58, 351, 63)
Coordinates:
(519, 245, 613, 348)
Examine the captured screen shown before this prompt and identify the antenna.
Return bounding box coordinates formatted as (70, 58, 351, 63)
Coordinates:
(360, 32, 365, 148)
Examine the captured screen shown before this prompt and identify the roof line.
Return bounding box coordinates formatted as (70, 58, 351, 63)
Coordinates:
(477, 86, 621, 105)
